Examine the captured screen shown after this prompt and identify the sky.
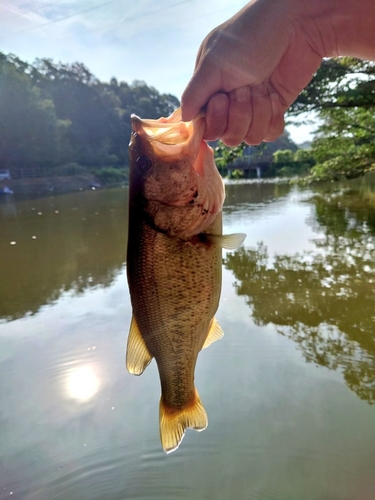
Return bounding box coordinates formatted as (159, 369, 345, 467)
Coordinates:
(0, 0, 316, 143)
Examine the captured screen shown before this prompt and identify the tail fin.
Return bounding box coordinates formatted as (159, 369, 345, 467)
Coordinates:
(159, 388, 208, 454)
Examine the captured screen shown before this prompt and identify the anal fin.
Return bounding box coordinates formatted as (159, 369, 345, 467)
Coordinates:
(159, 388, 208, 454)
(126, 315, 153, 375)
(202, 317, 224, 349)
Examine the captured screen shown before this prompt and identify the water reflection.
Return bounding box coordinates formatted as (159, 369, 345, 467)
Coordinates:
(0, 189, 128, 322)
(223, 180, 290, 215)
(65, 365, 100, 402)
(224, 189, 375, 404)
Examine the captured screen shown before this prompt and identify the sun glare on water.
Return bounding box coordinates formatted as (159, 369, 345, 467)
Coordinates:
(66, 366, 100, 402)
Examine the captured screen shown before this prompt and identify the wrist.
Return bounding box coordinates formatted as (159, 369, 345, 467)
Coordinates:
(289, 0, 375, 60)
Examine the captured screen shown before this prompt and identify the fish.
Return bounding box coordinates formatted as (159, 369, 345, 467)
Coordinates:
(126, 107, 245, 453)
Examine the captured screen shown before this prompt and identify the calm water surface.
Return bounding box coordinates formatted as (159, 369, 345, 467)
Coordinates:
(1, 181, 375, 500)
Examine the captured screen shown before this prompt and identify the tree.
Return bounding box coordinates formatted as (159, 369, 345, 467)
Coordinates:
(273, 149, 294, 164)
(0, 54, 61, 173)
(289, 57, 375, 114)
(308, 107, 375, 181)
(288, 57, 375, 182)
(34, 59, 123, 167)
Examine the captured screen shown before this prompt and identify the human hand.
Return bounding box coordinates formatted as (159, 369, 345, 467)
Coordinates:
(181, 0, 325, 146)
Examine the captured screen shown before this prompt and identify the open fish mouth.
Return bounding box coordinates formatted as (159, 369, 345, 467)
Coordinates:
(130, 108, 205, 161)
(131, 111, 192, 144)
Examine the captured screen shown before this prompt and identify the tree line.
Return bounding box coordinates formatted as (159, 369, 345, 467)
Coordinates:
(0, 53, 179, 178)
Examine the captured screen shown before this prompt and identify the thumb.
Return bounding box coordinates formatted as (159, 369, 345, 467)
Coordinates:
(181, 62, 222, 122)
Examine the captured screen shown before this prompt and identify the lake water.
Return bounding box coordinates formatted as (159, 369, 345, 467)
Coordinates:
(1, 180, 375, 500)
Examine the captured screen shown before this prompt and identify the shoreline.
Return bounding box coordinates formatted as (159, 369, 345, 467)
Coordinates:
(0, 174, 125, 199)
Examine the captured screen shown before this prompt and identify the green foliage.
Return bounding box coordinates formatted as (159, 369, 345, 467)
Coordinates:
(294, 149, 312, 162)
(289, 57, 375, 183)
(306, 107, 375, 182)
(290, 57, 375, 115)
(0, 53, 179, 178)
(230, 169, 244, 179)
(273, 149, 294, 164)
(270, 148, 315, 177)
(5, 51, 374, 185)
(94, 167, 128, 184)
(0, 54, 60, 170)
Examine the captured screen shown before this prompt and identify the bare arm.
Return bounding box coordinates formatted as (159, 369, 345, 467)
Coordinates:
(181, 0, 375, 146)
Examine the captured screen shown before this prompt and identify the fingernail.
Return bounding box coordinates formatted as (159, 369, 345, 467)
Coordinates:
(233, 86, 251, 103)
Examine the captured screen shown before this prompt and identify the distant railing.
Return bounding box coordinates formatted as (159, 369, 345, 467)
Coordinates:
(8, 166, 55, 179)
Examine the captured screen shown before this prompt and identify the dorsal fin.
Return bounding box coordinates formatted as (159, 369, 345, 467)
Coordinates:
(202, 317, 224, 349)
(126, 315, 153, 375)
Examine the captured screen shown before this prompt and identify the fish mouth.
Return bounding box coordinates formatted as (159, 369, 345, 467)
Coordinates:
(130, 113, 188, 143)
(130, 110, 205, 153)
(130, 111, 207, 169)
(130, 115, 144, 136)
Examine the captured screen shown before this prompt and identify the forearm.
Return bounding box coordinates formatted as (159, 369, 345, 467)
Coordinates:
(289, 0, 375, 60)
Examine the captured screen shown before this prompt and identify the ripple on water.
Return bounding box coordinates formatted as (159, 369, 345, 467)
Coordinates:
(24, 443, 192, 500)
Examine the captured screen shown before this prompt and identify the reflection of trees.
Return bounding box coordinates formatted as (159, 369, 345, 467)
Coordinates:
(224, 190, 375, 404)
(0, 189, 127, 321)
(223, 182, 291, 215)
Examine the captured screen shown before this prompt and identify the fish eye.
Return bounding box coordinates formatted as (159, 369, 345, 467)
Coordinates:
(136, 155, 152, 173)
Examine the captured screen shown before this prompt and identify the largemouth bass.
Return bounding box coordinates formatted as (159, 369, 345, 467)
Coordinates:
(126, 108, 245, 453)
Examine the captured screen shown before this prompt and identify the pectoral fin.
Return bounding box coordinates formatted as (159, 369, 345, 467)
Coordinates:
(204, 233, 246, 250)
(202, 317, 224, 349)
(126, 315, 153, 375)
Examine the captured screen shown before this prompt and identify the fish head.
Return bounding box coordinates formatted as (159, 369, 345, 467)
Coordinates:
(128, 108, 225, 239)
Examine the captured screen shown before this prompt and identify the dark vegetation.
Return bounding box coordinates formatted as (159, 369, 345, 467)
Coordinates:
(0, 53, 178, 183)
